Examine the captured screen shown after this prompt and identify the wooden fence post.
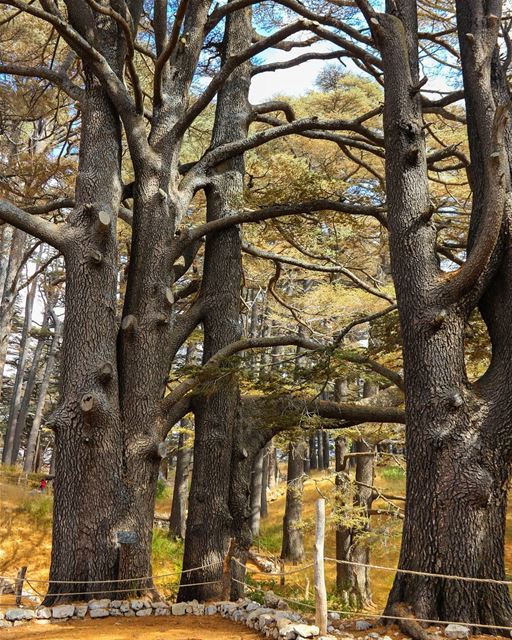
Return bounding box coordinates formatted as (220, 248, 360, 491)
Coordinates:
(15, 566, 27, 606)
(314, 499, 328, 635)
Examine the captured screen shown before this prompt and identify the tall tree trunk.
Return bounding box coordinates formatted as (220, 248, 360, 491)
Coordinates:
(322, 431, 330, 470)
(249, 446, 265, 537)
(316, 431, 324, 469)
(377, 0, 512, 627)
(178, 3, 251, 602)
(169, 427, 192, 539)
(11, 288, 57, 464)
(260, 443, 269, 520)
(23, 315, 62, 473)
(281, 440, 306, 564)
(0, 229, 26, 402)
(309, 434, 318, 470)
(44, 52, 126, 603)
(2, 274, 38, 464)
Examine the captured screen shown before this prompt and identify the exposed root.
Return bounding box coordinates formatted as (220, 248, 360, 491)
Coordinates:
(387, 603, 436, 640)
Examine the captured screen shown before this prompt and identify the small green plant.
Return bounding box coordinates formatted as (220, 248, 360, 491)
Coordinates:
(155, 478, 171, 500)
(152, 528, 183, 565)
(18, 494, 53, 525)
(381, 465, 405, 480)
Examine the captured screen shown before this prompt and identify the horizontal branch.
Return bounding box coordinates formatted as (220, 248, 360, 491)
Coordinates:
(0, 199, 70, 250)
(178, 199, 387, 247)
(0, 62, 84, 101)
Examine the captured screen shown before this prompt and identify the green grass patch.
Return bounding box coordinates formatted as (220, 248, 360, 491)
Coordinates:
(17, 494, 53, 525)
(381, 465, 405, 480)
(155, 478, 171, 501)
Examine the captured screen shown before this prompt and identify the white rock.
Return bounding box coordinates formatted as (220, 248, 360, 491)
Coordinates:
(90, 608, 109, 618)
(328, 612, 341, 621)
(110, 600, 123, 608)
(172, 602, 188, 615)
(13, 620, 27, 626)
(382, 635, 393, 640)
(36, 607, 51, 619)
(136, 608, 152, 616)
(124, 609, 135, 617)
(368, 633, 380, 639)
(151, 601, 168, 609)
(277, 618, 293, 630)
(110, 609, 123, 616)
(119, 601, 130, 613)
(89, 599, 111, 610)
(319, 636, 337, 640)
(0, 620, 12, 628)
(130, 599, 145, 611)
(155, 607, 171, 616)
(246, 601, 261, 612)
(260, 613, 277, 629)
(35, 619, 51, 625)
(6, 608, 36, 621)
(280, 624, 299, 640)
(206, 605, 217, 615)
(445, 625, 470, 639)
(52, 604, 75, 619)
(290, 624, 320, 638)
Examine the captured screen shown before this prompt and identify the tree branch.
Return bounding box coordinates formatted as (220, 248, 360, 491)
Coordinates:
(0, 199, 70, 250)
(0, 63, 84, 101)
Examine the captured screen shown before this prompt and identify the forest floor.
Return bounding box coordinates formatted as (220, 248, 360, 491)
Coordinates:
(1, 464, 512, 638)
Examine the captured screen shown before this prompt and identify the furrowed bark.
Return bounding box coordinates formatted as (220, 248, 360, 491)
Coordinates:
(178, 1, 251, 602)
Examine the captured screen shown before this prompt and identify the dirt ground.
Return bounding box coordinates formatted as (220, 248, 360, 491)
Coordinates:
(1, 615, 265, 639)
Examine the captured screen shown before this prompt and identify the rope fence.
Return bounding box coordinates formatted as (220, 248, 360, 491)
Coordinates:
(2, 500, 512, 633)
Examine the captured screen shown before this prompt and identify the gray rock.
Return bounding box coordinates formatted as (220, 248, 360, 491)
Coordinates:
(289, 624, 320, 638)
(36, 607, 51, 619)
(356, 621, 372, 632)
(328, 612, 341, 621)
(52, 604, 75, 619)
(130, 599, 145, 611)
(90, 608, 110, 618)
(110, 600, 123, 609)
(0, 620, 12, 628)
(124, 609, 135, 617)
(277, 618, 293, 630)
(172, 602, 187, 616)
(75, 604, 88, 618)
(260, 613, 277, 629)
(136, 608, 153, 616)
(6, 608, 36, 621)
(110, 609, 123, 616)
(89, 599, 111, 610)
(246, 601, 261, 612)
(247, 607, 272, 622)
(277, 600, 289, 610)
(445, 625, 470, 639)
(264, 591, 281, 608)
(206, 605, 217, 615)
(119, 601, 130, 613)
(368, 633, 381, 639)
(155, 607, 171, 616)
(151, 601, 168, 609)
(327, 627, 335, 634)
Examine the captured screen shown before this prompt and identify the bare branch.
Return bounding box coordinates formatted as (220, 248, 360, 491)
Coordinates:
(0, 63, 84, 101)
(0, 199, 70, 250)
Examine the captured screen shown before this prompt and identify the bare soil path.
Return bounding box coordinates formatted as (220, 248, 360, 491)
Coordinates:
(2, 615, 263, 639)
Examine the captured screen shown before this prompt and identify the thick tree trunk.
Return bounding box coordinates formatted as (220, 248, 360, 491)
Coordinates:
(169, 428, 192, 539)
(281, 440, 306, 564)
(178, 3, 251, 602)
(44, 65, 126, 603)
(378, 0, 512, 629)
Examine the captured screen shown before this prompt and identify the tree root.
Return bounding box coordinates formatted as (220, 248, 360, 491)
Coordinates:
(387, 603, 436, 640)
